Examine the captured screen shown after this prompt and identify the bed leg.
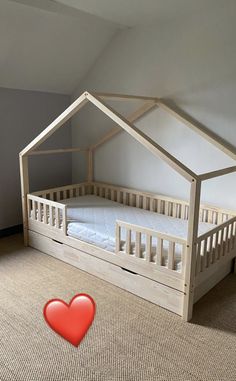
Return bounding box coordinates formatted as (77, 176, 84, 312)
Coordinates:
(182, 180, 201, 322)
(182, 285, 194, 322)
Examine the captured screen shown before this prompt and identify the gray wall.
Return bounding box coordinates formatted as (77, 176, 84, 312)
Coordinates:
(0, 87, 71, 230)
(72, 3, 236, 210)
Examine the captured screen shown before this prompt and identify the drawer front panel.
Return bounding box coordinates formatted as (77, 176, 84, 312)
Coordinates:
(29, 230, 184, 316)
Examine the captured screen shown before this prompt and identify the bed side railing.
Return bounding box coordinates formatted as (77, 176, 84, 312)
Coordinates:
(91, 182, 235, 224)
(27, 194, 67, 234)
(31, 182, 90, 201)
(93, 182, 190, 219)
(195, 216, 236, 275)
(29, 181, 235, 225)
(115, 220, 187, 275)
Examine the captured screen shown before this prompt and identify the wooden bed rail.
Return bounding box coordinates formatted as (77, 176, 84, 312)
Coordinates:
(91, 182, 235, 224)
(92, 181, 189, 216)
(195, 216, 236, 274)
(32, 183, 90, 200)
(30, 181, 235, 225)
(27, 195, 67, 234)
(116, 220, 187, 273)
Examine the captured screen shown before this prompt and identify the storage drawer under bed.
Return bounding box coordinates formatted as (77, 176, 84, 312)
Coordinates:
(28, 230, 184, 316)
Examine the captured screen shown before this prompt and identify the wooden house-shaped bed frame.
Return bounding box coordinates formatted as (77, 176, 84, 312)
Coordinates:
(20, 91, 236, 321)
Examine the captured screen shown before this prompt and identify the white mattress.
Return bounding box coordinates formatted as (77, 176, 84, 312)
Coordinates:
(61, 195, 215, 271)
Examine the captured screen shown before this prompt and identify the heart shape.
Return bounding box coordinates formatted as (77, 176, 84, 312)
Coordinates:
(43, 294, 96, 347)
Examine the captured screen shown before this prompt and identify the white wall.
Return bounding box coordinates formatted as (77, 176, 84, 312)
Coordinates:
(0, 0, 117, 94)
(0, 87, 71, 230)
(72, 3, 236, 210)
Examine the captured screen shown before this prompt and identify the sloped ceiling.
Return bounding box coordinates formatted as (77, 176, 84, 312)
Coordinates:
(0, 0, 117, 94)
(55, 0, 226, 27)
(0, 0, 227, 94)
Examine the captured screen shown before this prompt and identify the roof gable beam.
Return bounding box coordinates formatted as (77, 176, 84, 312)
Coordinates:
(94, 92, 235, 160)
(20, 91, 235, 184)
(90, 100, 157, 150)
(157, 100, 236, 161)
(20, 92, 88, 156)
(86, 93, 197, 182)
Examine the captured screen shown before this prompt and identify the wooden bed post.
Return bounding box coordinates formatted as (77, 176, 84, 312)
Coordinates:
(183, 179, 201, 321)
(87, 149, 94, 182)
(19, 154, 29, 246)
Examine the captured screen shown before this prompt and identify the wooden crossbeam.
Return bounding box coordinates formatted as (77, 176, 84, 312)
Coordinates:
(28, 148, 86, 155)
(92, 92, 158, 102)
(86, 93, 197, 182)
(90, 101, 157, 151)
(199, 165, 236, 181)
(20, 92, 88, 156)
(19, 90, 235, 188)
(157, 100, 236, 161)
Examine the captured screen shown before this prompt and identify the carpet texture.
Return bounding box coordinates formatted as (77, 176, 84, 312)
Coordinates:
(0, 234, 235, 381)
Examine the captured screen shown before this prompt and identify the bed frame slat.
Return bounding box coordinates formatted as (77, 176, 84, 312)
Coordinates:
(125, 229, 131, 255)
(168, 242, 175, 270)
(145, 234, 151, 262)
(135, 232, 141, 258)
(157, 238, 163, 266)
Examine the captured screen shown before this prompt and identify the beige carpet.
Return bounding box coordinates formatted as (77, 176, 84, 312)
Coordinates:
(0, 234, 235, 381)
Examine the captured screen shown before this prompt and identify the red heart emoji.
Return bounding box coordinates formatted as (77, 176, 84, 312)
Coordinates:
(43, 294, 96, 347)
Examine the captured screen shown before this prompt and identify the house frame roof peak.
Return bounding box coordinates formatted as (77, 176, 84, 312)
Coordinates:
(19, 91, 235, 183)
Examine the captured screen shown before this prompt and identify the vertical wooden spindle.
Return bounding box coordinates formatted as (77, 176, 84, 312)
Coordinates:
(145, 234, 151, 262)
(55, 208, 60, 229)
(168, 241, 175, 270)
(157, 238, 163, 266)
(49, 205, 53, 226)
(38, 202, 42, 222)
(32, 201, 36, 220)
(125, 229, 131, 255)
(43, 203, 47, 224)
(135, 232, 141, 257)
(116, 224, 121, 252)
